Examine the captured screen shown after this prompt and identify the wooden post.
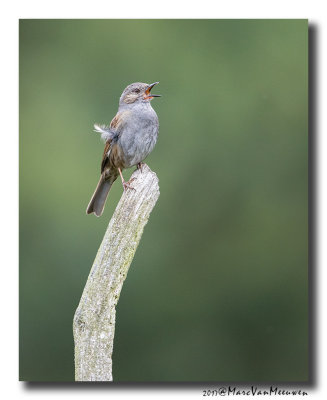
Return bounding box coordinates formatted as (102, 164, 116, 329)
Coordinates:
(73, 164, 160, 381)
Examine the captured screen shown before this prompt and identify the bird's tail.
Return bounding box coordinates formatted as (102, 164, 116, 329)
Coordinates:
(86, 173, 117, 217)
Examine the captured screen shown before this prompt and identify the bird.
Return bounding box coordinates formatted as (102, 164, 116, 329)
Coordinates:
(86, 82, 161, 217)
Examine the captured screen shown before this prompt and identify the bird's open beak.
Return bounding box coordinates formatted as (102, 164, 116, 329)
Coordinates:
(144, 82, 161, 100)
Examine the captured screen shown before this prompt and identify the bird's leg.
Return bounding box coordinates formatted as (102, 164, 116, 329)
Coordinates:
(137, 162, 145, 173)
(118, 168, 136, 191)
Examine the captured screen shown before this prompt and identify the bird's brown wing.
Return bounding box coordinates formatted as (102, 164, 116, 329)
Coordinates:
(100, 110, 131, 174)
(101, 139, 112, 174)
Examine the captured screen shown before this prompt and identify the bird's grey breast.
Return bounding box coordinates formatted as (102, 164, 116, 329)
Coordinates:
(118, 104, 159, 167)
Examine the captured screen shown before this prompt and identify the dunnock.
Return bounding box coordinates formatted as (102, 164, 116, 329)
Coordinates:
(86, 82, 160, 217)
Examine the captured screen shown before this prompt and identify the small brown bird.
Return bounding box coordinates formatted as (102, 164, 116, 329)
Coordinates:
(86, 82, 160, 217)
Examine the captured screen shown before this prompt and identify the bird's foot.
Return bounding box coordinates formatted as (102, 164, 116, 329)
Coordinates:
(122, 178, 136, 191)
(137, 162, 145, 173)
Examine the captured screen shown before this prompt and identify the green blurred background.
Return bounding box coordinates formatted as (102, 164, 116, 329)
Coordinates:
(19, 20, 308, 382)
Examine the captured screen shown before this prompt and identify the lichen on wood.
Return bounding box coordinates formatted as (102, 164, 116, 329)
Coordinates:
(73, 164, 160, 381)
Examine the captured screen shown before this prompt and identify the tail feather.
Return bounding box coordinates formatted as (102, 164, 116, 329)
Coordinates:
(86, 174, 117, 217)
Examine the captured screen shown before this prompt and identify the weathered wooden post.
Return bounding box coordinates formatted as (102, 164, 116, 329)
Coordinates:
(73, 164, 159, 381)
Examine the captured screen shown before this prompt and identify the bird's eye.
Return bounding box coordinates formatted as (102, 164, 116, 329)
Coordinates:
(134, 88, 140, 93)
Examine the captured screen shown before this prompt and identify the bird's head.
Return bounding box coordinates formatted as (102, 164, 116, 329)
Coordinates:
(119, 82, 161, 106)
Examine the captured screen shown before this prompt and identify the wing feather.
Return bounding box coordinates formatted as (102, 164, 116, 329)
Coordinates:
(101, 140, 112, 174)
(96, 110, 131, 173)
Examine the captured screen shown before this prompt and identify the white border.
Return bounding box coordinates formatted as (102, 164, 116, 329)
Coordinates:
(1, 1, 325, 399)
